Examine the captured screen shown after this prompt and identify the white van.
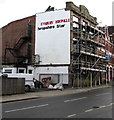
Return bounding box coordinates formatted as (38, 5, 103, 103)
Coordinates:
(8, 73, 34, 91)
(2, 68, 35, 91)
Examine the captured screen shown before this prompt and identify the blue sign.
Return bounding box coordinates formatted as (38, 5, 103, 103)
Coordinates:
(105, 56, 110, 62)
(105, 60, 110, 62)
(106, 56, 110, 59)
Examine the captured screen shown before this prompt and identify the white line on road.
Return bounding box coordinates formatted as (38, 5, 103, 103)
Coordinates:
(5, 104, 49, 113)
(99, 105, 106, 108)
(67, 114, 76, 118)
(105, 103, 114, 107)
(96, 92, 111, 96)
(85, 109, 93, 112)
(64, 97, 87, 103)
(66, 102, 112, 118)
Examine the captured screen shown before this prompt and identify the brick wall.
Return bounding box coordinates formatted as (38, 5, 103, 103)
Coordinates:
(2, 15, 36, 65)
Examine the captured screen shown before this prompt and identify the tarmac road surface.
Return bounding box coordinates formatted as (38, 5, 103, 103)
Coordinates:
(2, 87, 113, 119)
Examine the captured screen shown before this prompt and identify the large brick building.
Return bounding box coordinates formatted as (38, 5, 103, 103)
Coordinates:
(1, 2, 113, 87)
(106, 26, 114, 81)
(2, 15, 35, 66)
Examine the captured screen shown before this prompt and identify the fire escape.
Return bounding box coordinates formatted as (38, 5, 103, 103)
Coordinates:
(5, 24, 32, 66)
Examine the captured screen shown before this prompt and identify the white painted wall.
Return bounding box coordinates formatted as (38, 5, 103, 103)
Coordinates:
(3, 67, 34, 74)
(3, 66, 69, 84)
(3, 68, 17, 73)
(35, 66, 69, 84)
(35, 9, 70, 65)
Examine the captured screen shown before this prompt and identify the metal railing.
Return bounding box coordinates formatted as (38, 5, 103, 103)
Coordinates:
(81, 32, 105, 45)
(73, 28, 105, 45)
(73, 44, 105, 57)
(72, 61, 106, 70)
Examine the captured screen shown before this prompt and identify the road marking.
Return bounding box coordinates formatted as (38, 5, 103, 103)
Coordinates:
(99, 105, 106, 108)
(96, 92, 111, 96)
(106, 104, 112, 107)
(66, 102, 113, 118)
(67, 114, 76, 118)
(64, 97, 87, 103)
(5, 104, 49, 113)
(105, 103, 114, 107)
(85, 109, 93, 112)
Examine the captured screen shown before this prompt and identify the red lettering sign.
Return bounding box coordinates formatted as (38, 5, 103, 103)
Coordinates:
(40, 18, 70, 26)
(55, 19, 70, 23)
(41, 21, 53, 26)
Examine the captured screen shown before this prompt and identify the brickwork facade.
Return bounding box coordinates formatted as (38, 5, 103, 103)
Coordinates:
(1, 2, 113, 86)
(2, 15, 36, 65)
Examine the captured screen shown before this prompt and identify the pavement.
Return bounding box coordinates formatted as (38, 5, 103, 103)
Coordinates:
(0, 85, 111, 103)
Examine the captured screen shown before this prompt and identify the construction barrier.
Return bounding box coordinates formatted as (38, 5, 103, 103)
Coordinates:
(1, 75, 25, 95)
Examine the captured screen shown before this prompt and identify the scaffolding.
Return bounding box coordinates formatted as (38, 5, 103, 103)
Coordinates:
(71, 15, 106, 87)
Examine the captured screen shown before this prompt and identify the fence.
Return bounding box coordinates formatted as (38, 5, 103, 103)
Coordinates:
(0, 75, 25, 95)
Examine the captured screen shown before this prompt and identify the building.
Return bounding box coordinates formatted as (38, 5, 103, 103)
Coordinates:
(2, 15, 35, 66)
(2, 15, 36, 75)
(1, 2, 108, 87)
(66, 2, 106, 87)
(106, 26, 114, 82)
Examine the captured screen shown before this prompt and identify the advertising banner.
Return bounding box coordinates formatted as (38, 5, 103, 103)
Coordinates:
(35, 9, 70, 65)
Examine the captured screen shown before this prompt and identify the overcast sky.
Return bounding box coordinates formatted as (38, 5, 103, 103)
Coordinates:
(0, 0, 113, 28)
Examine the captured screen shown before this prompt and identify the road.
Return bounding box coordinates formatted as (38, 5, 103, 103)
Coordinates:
(2, 87, 113, 118)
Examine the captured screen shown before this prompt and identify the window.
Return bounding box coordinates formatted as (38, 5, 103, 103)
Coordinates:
(73, 16, 78, 22)
(82, 21, 87, 32)
(28, 70, 32, 74)
(19, 69, 24, 73)
(73, 22, 79, 28)
(4, 69, 12, 73)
